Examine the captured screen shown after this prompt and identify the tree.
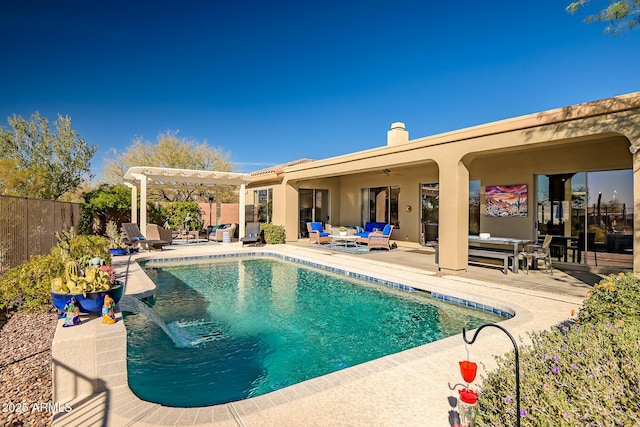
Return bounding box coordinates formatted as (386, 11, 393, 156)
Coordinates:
(102, 130, 236, 202)
(0, 112, 96, 200)
(78, 184, 132, 235)
(567, 0, 640, 35)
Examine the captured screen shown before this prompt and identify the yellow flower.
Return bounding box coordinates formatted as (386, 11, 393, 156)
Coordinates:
(617, 319, 625, 326)
(586, 290, 593, 296)
(609, 286, 615, 292)
(571, 309, 576, 317)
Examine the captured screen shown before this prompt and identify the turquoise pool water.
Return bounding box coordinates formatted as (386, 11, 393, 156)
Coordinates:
(124, 256, 503, 407)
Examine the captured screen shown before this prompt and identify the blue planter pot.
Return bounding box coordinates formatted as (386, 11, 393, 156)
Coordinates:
(110, 248, 128, 256)
(51, 283, 124, 315)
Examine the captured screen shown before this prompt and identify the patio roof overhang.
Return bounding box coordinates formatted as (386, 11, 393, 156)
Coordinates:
(123, 167, 252, 238)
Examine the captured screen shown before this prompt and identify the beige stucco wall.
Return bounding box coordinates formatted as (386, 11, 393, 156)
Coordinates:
(246, 92, 640, 272)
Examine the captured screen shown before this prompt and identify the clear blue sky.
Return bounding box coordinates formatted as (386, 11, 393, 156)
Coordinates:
(1, 1, 638, 178)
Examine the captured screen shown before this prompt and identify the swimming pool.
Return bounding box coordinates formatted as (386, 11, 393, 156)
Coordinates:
(124, 255, 504, 407)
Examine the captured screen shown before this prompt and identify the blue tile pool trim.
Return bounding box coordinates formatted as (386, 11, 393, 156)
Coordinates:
(140, 252, 512, 319)
(430, 292, 514, 319)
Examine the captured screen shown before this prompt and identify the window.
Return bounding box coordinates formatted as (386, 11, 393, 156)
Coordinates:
(361, 186, 400, 228)
(249, 189, 272, 223)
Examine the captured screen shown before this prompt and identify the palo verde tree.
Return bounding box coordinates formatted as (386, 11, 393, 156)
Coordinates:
(102, 130, 236, 202)
(567, 0, 640, 35)
(0, 112, 96, 200)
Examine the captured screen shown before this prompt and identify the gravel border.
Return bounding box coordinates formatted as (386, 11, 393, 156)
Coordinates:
(1, 310, 57, 427)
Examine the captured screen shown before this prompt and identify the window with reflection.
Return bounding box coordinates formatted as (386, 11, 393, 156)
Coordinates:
(361, 186, 400, 228)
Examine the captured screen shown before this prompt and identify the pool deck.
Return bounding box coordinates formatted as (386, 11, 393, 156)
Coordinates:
(51, 241, 596, 427)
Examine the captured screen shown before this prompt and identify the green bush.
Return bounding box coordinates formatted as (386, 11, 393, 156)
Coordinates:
(0, 253, 65, 313)
(578, 272, 640, 325)
(1, 234, 112, 314)
(476, 273, 640, 426)
(261, 223, 286, 244)
(476, 320, 640, 426)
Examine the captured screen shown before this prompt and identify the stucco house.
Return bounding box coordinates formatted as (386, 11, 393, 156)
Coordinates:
(245, 91, 640, 273)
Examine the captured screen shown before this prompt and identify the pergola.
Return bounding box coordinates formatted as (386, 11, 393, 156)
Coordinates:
(123, 166, 252, 238)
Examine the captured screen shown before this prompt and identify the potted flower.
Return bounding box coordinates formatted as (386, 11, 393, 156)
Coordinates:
(106, 221, 129, 256)
(339, 226, 348, 236)
(51, 260, 124, 315)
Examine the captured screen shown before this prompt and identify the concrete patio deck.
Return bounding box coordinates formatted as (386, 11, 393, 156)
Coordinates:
(51, 241, 597, 426)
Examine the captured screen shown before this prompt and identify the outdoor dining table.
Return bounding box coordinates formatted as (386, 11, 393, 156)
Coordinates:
(468, 235, 533, 273)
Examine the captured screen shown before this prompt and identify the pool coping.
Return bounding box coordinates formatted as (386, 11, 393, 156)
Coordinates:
(52, 243, 584, 427)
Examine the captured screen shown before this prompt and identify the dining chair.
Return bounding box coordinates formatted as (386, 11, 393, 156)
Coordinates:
(518, 234, 553, 275)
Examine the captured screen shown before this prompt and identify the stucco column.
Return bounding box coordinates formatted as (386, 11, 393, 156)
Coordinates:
(124, 182, 137, 224)
(436, 157, 470, 273)
(283, 180, 300, 242)
(632, 144, 640, 272)
(239, 183, 246, 239)
(132, 173, 147, 236)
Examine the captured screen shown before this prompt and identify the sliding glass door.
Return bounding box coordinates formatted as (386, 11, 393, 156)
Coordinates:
(299, 189, 329, 238)
(536, 169, 632, 269)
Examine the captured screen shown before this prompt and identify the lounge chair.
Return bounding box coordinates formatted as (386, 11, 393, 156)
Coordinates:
(146, 224, 173, 245)
(361, 224, 394, 251)
(209, 223, 237, 242)
(307, 222, 331, 245)
(122, 223, 169, 250)
(240, 222, 261, 246)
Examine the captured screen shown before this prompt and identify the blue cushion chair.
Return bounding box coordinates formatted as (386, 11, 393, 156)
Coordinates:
(307, 222, 331, 245)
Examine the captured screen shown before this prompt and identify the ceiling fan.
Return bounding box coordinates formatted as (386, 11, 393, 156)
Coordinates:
(382, 168, 404, 176)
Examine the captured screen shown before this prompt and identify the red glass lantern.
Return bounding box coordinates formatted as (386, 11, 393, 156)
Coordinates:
(459, 360, 477, 384)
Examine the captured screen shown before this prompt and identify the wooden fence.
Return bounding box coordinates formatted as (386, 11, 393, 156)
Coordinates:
(0, 196, 81, 275)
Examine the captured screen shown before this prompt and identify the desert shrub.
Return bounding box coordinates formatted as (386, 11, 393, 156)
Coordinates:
(476, 320, 640, 426)
(0, 253, 65, 313)
(261, 223, 286, 244)
(1, 234, 111, 314)
(476, 273, 640, 426)
(578, 272, 640, 325)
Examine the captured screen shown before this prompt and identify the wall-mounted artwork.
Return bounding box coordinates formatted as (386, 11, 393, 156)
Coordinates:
(485, 184, 528, 217)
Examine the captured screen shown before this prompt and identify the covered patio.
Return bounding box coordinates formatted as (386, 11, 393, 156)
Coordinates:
(123, 167, 252, 239)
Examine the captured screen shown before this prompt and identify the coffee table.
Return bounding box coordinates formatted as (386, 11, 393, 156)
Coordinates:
(329, 234, 359, 247)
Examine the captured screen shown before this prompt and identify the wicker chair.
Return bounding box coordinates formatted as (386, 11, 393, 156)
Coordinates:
(307, 222, 331, 245)
(209, 223, 237, 242)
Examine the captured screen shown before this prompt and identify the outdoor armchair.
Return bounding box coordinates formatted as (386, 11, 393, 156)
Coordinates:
(209, 223, 237, 242)
(307, 222, 331, 245)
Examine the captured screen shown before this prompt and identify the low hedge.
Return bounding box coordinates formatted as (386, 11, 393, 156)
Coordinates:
(260, 223, 286, 244)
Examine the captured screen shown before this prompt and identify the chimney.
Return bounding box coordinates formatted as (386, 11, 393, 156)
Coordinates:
(387, 122, 408, 146)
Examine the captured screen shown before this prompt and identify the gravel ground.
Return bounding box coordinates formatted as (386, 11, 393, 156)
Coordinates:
(0, 310, 57, 427)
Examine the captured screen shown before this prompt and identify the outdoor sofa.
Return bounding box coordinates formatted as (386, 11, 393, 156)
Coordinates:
(354, 222, 388, 240)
